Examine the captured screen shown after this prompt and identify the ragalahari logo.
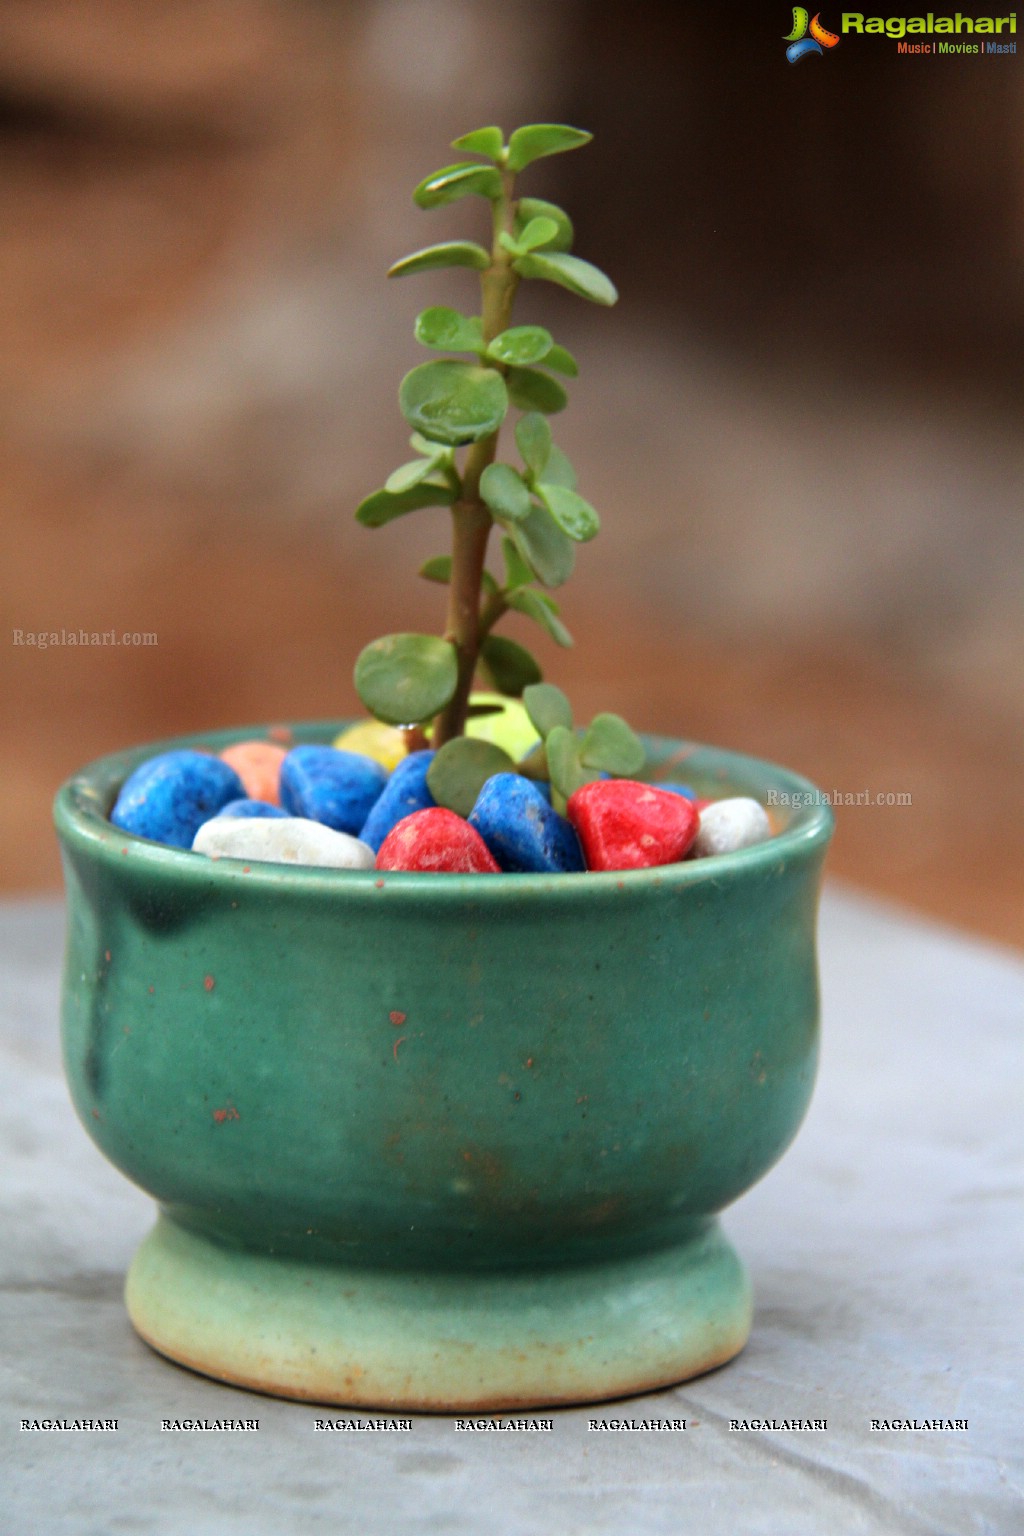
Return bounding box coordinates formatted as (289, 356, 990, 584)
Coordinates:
(785, 8, 841, 61)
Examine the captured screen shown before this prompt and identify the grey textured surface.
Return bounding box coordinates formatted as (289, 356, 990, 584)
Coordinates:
(2, 889, 1022, 1535)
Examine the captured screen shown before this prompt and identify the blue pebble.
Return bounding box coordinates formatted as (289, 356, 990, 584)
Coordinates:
(659, 782, 696, 800)
(279, 745, 388, 835)
(359, 750, 436, 853)
(469, 773, 585, 874)
(215, 799, 290, 820)
(110, 751, 245, 849)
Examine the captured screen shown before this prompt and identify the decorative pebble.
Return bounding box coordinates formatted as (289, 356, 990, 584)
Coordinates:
(359, 750, 436, 852)
(214, 798, 289, 820)
(193, 816, 374, 869)
(333, 719, 409, 772)
(280, 745, 387, 835)
(658, 782, 696, 800)
(469, 773, 584, 874)
(376, 808, 500, 874)
(218, 741, 287, 805)
(567, 780, 699, 871)
(111, 751, 245, 849)
(693, 797, 772, 858)
(462, 692, 540, 762)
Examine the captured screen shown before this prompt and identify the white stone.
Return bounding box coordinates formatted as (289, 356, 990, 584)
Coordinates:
(694, 797, 772, 858)
(192, 816, 374, 870)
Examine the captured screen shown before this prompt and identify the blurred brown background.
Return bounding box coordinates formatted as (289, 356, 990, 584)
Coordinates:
(1, 0, 1021, 945)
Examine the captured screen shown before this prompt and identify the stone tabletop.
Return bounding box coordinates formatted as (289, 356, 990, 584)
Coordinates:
(3, 889, 1022, 1535)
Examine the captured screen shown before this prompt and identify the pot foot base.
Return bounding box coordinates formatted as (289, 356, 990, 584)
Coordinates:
(126, 1215, 752, 1412)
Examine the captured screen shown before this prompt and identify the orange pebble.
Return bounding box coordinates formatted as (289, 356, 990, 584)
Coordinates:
(219, 741, 287, 805)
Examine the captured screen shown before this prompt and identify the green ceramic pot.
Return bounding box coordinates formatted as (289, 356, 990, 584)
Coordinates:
(54, 722, 832, 1411)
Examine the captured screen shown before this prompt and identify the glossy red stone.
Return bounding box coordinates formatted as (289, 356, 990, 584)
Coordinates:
(567, 780, 699, 871)
(376, 808, 501, 874)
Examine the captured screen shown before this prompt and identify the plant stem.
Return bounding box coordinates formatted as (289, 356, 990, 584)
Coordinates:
(434, 169, 519, 746)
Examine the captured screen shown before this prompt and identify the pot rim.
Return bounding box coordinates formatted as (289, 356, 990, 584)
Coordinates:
(53, 718, 834, 901)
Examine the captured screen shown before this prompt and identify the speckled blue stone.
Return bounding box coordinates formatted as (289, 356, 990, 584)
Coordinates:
(660, 782, 696, 800)
(280, 746, 387, 835)
(215, 799, 290, 820)
(110, 751, 244, 849)
(469, 773, 585, 874)
(359, 750, 436, 853)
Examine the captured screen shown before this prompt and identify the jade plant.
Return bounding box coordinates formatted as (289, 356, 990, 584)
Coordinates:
(352, 122, 644, 816)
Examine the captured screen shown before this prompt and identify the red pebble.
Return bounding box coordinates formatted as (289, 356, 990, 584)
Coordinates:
(567, 780, 699, 871)
(376, 808, 501, 874)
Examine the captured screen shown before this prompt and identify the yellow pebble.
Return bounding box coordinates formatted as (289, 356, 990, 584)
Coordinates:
(333, 720, 409, 772)
(463, 693, 541, 763)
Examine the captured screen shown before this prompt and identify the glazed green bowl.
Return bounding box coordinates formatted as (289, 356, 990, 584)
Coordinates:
(54, 722, 832, 1411)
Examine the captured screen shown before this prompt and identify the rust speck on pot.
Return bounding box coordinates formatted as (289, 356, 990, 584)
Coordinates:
(389, 1010, 407, 1027)
(393, 1036, 407, 1063)
(204, 975, 216, 992)
(104, 950, 111, 963)
(213, 1105, 240, 1124)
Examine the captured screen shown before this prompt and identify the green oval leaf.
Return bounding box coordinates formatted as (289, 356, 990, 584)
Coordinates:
(514, 251, 618, 306)
(385, 457, 437, 494)
(515, 413, 552, 478)
(508, 588, 574, 647)
(427, 737, 515, 818)
(536, 483, 599, 542)
(508, 501, 575, 588)
(544, 343, 578, 378)
(355, 482, 455, 528)
(388, 241, 491, 278)
(486, 325, 553, 368)
(545, 724, 591, 810)
(480, 462, 531, 523)
(413, 161, 502, 208)
(580, 714, 645, 776)
(399, 361, 508, 446)
(414, 306, 483, 354)
(420, 555, 498, 594)
(479, 634, 542, 696)
(354, 633, 458, 726)
(540, 443, 577, 490)
(507, 368, 568, 415)
(451, 126, 504, 162)
(515, 198, 573, 252)
(501, 535, 534, 592)
(506, 124, 592, 173)
(523, 683, 573, 736)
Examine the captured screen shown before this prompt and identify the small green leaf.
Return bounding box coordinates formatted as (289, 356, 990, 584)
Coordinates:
(485, 325, 553, 368)
(506, 124, 592, 173)
(515, 413, 552, 478)
(499, 218, 559, 258)
(385, 457, 438, 494)
(544, 344, 578, 378)
(515, 198, 573, 252)
(413, 161, 502, 208)
(399, 361, 508, 446)
(541, 444, 577, 490)
(427, 738, 515, 818)
(508, 501, 575, 588)
(450, 126, 504, 162)
(354, 634, 458, 725)
(414, 306, 483, 354)
(508, 588, 574, 647)
(420, 556, 497, 594)
(580, 714, 645, 776)
(536, 483, 599, 542)
(355, 482, 455, 527)
(545, 724, 592, 809)
(388, 241, 490, 278)
(514, 251, 618, 306)
(501, 535, 534, 592)
(480, 463, 531, 523)
(523, 682, 573, 736)
(507, 368, 568, 415)
(479, 634, 542, 696)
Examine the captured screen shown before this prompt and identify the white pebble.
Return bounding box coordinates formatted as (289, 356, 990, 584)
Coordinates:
(694, 797, 772, 858)
(192, 816, 374, 870)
